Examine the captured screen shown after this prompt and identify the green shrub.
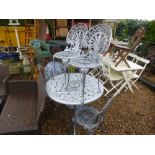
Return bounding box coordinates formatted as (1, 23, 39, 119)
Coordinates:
(116, 19, 149, 41)
(144, 20, 155, 43)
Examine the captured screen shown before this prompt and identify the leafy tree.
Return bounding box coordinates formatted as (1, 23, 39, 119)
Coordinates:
(116, 19, 151, 56)
(116, 19, 149, 41)
(144, 20, 155, 43)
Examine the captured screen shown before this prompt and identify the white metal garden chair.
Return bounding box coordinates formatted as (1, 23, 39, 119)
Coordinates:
(87, 24, 112, 76)
(53, 23, 88, 87)
(66, 23, 88, 51)
(86, 24, 112, 49)
(125, 53, 150, 90)
(95, 59, 124, 96)
(44, 62, 65, 81)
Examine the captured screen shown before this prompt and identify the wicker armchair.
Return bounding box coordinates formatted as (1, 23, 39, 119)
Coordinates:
(29, 39, 51, 63)
(0, 74, 45, 134)
(0, 64, 11, 100)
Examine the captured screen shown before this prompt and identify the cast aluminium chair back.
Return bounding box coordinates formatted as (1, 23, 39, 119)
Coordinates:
(86, 25, 112, 60)
(86, 24, 112, 50)
(66, 23, 88, 51)
(75, 95, 115, 135)
(88, 31, 112, 57)
(44, 61, 65, 81)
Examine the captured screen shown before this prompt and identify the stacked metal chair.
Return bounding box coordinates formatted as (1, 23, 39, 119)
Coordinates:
(87, 24, 124, 97)
(74, 24, 116, 134)
(53, 23, 88, 87)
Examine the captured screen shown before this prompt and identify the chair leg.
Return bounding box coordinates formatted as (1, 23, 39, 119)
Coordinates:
(99, 120, 107, 134)
(124, 80, 138, 92)
(87, 129, 95, 135)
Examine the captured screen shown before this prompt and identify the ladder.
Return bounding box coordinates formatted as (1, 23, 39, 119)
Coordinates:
(24, 19, 39, 46)
(5, 27, 12, 46)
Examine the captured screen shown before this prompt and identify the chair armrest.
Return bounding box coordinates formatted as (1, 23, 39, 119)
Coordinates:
(8, 80, 37, 94)
(111, 42, 130, 50)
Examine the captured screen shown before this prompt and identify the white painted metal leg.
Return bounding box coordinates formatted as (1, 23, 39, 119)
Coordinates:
(122, 71, 133, 93)
(53, 56, 55, 80)
(81, 68, 89, 104)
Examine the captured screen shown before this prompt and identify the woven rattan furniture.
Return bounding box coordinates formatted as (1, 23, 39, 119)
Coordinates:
(0, 64, 11, 100)
(0, 74, 45, 134)
(29, 39, 51, 63)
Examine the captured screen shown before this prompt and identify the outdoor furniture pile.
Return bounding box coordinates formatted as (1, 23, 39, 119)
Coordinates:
(0, 23, 150, 135)
(45, 23, 150, 134)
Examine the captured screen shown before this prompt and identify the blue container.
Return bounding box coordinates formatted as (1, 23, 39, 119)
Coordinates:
(9, 53, 19, 61)
(0, 53, 19, 61)
(0, 53, 9, 60)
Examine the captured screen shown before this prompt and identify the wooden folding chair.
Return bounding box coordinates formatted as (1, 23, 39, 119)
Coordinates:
(111, 27, 145, 67)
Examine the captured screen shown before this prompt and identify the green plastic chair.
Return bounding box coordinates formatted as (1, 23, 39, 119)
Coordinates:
(29, 39, 51, 63)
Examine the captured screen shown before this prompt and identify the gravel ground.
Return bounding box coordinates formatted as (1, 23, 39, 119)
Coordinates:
(40, 81, 155, 135)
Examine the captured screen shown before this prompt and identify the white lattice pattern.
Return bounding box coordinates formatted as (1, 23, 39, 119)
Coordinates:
(66, 23, 88, 50)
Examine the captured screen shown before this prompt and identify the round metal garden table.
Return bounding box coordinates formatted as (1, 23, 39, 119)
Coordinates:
(45, 73, 104, 134)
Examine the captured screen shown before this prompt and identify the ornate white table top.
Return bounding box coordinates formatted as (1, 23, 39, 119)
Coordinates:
(53, 51, 80, 60)
(46, 73, 104, 105)
(70, 56, 100, 69)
